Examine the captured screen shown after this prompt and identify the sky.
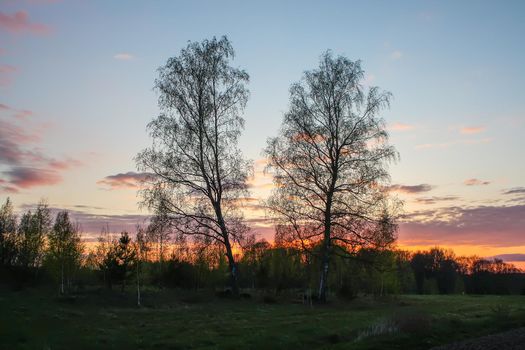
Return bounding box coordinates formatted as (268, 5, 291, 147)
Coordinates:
(1, 0, 524, 267)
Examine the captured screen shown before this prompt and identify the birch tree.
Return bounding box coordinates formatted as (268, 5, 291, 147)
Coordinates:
(46, 211, 83, 294)
(136, 36, 252, 295)
(17, 201, 51, 271)
(265, 51, 399, 302)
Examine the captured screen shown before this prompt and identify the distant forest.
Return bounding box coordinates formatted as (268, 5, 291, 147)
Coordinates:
(1, 198, 523, 301)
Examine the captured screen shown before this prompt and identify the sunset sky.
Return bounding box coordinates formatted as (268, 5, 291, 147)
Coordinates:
(1, 0, 524, 267)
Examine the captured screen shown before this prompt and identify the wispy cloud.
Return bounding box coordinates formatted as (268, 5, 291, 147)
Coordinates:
(3, 167, 61, 188)
(389, 122, 415, 131)
(0, 10, 52, 35)
(501, 187, 525, 205)
(0, 179, 19, 194)
(0, 103, 33, 119)
(97, 171, 151, 189)
(0, 106, 82, 193)
(415, 137, 492, 149)
(502, 187, 525, 195)
(0, 64, 17, 86)
(492, 254, 525, 262)
(464, 178, 490, 186)
(460, 126, 485, 135)
(388, 183, 433, 194)
(414, 196, 459, 205)
(399, 204, 525, 247)
(390, 50, 403, 60)
(113, 53, 134, 60)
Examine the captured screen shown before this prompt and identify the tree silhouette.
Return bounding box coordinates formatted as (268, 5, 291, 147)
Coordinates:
(46, 211, 83, 294)
(265, 51, 398, 302)
(0, 198, 18, 267)
(136, 36, 252, 295)
(114, 231, 136, 292)
(17, 201, 51, 272)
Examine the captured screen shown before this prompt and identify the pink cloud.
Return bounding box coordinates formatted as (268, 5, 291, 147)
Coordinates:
(0, 64, 17, 86)
(0, 103, 36, 122)
(389, 122, 415, 131)
(0, 116, 41, 147)
(97, 172, 152, 189)
(0, 109, 82, 191)
(0, 11, 52, 35)
(3, 167, 61, 188)
(114, 53, 134, 60)
(464, 178, 490, 186)
(0, 184, 19, 194)
(14, 109, 33, 119)
(398, 205, 525, 247)
(0, 65, 16, 73)
(460, 126, 485, 135)
(48, 158, 83, 170)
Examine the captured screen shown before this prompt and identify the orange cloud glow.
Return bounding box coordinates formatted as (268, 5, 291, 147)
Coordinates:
(389, 122, 414, 131)
(460, 126, 485, 134)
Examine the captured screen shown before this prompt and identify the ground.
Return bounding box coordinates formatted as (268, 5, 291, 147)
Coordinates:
(1, 287, 524, 349)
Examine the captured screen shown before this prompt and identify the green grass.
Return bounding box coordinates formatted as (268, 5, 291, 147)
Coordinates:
(1, 287, 524, 349)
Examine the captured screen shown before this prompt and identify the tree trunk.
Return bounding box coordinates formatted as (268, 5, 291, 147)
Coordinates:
(159, 238, 163, 288)
(318, 247, 330, 302)
(318, 191, 333, 303)
(136, 261, 141, 307)
(213, 202, 240, 296)
(224, 239, 239, 296)
(60, 261, 65, 295)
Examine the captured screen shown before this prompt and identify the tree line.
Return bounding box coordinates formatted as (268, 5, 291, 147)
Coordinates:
(0, 198, 83, 293)
(1, 197, 523, 300)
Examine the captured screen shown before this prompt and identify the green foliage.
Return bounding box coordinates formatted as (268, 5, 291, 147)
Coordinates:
(44, 211, 83, 294)
(0, 197, 18, 267)
(17, 201, 51, 271)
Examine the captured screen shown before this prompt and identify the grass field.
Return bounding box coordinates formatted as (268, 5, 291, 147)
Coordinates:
(1, 287, 524, 349)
